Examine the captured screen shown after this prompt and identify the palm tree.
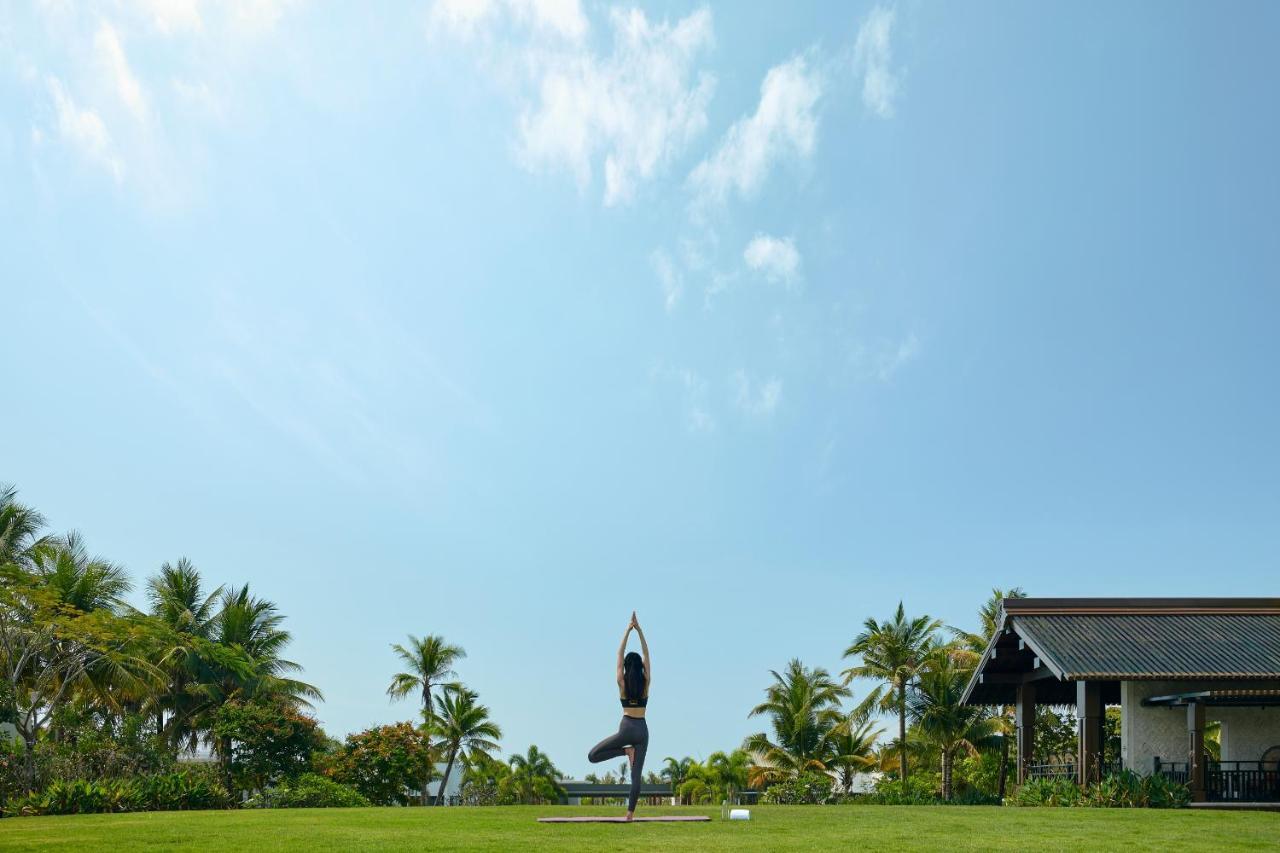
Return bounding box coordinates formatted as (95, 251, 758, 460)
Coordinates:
(507, 745, 563, 804)
(828, 707, 883, 793)
(744, 659, 850, 787)
(206, 585, 321, 785)
(0, 485, 48, 567)
(432, 686, 502, 807)
(387, 634, 466, 805)
(661, 755, 693, 803)
(28, 532, 130, 613)
(909, 649, 1001, 800)
(145, 558, 223, 750)
(951, 587, 1027, 797)
(842, 602, 941, 784)
(706, 749, 751, 801)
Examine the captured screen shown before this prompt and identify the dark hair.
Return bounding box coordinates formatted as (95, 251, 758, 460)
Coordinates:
(623, 651, 645, 702)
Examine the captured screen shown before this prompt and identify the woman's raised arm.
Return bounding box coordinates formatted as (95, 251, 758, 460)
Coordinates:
(616, 620, 633, 689)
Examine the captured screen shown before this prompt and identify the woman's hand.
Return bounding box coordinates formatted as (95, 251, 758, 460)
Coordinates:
(630, 611, 640, 629)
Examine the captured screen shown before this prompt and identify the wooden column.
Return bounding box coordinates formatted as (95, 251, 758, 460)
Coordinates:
(1077, 680, 1102, 786)
(1187, 700, 1206, 803)
(1015, 681, 1036, 785)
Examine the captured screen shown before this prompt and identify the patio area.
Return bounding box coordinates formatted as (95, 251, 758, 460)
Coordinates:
(961, 598, 1280, 803)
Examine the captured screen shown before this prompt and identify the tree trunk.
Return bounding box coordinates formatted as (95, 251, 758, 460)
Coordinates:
(897, 684, 908, 782)
(941, 749, 952, 802)
(438, 744, 458, 806)
(421, 684, 432, 806)
(997, 731, 1009, 800)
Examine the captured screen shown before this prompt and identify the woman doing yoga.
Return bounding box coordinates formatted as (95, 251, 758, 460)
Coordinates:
(587, 611, 650, 820)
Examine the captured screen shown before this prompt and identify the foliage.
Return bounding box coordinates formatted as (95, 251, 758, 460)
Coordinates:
(1011, 771, 1189, 808)
(244, 773, 370, 809)
(387, 634, 466, 805)
(761, 771, 835, 805)
(329, 722, 435, 806)
(743, 659, 850, 787)
(212, 699, 325, 795)
(6, 767, 230, 816)
(505, 745, 564, 805)
(431, 686, 501, 806)
(842, 602, 943, 784)
(907, 649, 1001, 800)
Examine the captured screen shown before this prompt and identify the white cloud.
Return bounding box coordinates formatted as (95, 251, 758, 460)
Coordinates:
(733, 370, 782, 417)
(678, 368, 715, 433)
(516, 8, 715, 205)
(429, 0, 586, 42)
(853, 6, 897, 118)
(652, 249, 683, 312)
(136, 0, 204, 35)
(874, 332, 919, 382)
(688, 55, 821, 204)
(94, 23, 148, 122)
(430, 2, 716, 206)
(743, 233, 800, 285)
(45, 75, 123, 182)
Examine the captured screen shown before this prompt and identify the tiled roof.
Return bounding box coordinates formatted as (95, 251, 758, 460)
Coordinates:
(1017, 614, 1280, 680)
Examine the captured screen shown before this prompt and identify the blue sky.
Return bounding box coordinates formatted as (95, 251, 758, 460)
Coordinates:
(2, 1, 1278, 776)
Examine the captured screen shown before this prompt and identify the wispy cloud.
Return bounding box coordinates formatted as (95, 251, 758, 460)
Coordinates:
(733, 370, 782, 417)
(743, 233, 800, 285)
(652, 249, 684, 312)
(432, 3, 716, 206)
(853, 5, 898, 118)
(43, 75, 123, 182)
(94, 23, 148, 122)
(871, 332, 919, 382)
(687, 54, 821, 205)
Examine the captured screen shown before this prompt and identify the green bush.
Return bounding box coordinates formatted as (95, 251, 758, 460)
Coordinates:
(6, 768, 230, 816)
(244, 773, 370, 809)
(762, 772, 835, 805)
(129, 767, 232, 811)
(1011, 772, 1188, 808)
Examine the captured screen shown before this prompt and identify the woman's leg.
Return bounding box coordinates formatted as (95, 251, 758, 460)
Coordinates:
(625, 720, 649, 814)
(587, 722, 628, 765)
(627, 739, 648, 813)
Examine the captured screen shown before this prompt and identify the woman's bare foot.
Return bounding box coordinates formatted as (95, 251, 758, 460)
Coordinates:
(624, 746, 635, 766)
(625, 810, 634, 821)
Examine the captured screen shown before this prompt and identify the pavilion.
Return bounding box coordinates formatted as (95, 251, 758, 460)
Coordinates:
(960, 597, 1280, 802)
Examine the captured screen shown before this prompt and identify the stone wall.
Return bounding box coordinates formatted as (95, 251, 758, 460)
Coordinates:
(1217, 706, 1280, 763)
(1119, 680, 1280, 773)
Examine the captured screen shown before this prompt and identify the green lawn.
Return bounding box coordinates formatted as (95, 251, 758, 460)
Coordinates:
(1, 805, 1276, 851)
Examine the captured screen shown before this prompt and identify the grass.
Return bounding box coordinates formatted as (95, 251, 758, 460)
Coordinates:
(1, 805, 1277, 851)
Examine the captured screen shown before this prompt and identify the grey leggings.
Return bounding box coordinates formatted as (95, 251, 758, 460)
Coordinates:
(587, 716, 649, 811)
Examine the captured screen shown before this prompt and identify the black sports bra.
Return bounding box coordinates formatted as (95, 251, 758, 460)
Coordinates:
(621, 694, 648, 708)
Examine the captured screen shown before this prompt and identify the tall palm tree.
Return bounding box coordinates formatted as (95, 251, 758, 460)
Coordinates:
(909, 649, 1001, 800)
(507, 745, 563, 804)
(145, 558, 223, 749)
(842, 602, 942, 784)
(744, 659, 850, 787)
(206, 585, 321, 784)
(387, 634, 466, 805)
(432, 687, 502, 807)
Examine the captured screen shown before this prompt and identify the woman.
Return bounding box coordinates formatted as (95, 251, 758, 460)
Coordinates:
(587, 611, 651, 820)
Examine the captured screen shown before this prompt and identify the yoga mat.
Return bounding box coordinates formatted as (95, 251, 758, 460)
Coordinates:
(537, 815, 711, 823)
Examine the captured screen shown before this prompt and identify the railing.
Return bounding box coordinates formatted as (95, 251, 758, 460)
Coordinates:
(1155, 758, 1280, 802)
(1026, 760, 1122, 782)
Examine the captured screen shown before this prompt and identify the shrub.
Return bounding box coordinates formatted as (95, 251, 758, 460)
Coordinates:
(762, 772, 835, 805)
(1011, 772, 1188, 808)
(129, 767, 232, 811)
(245, 773, 370, 809)
(5, 768, 230, 817)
